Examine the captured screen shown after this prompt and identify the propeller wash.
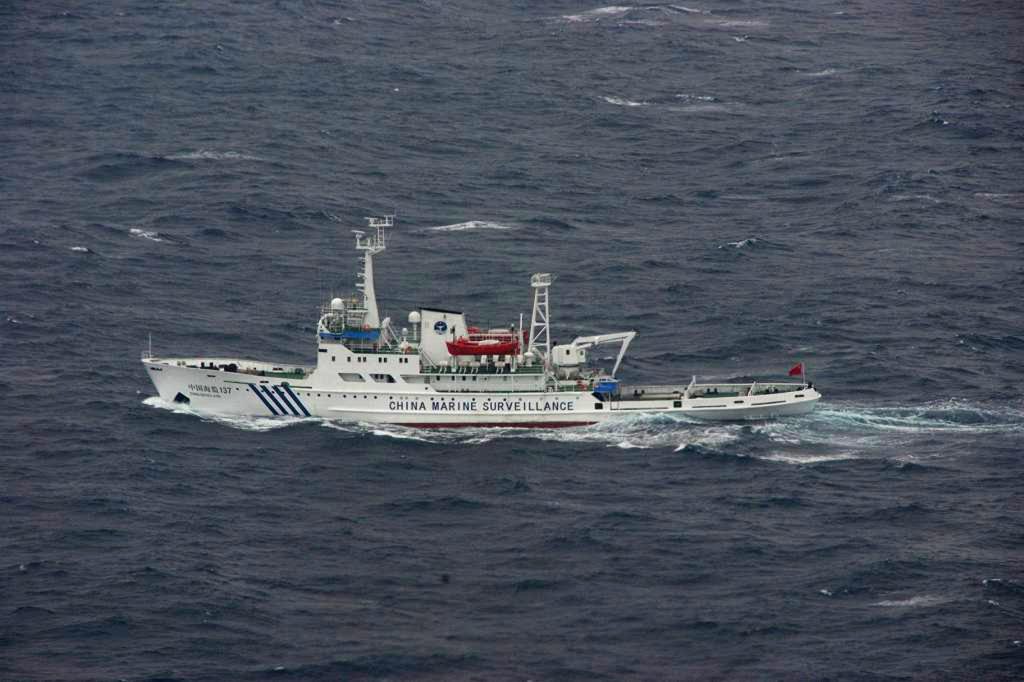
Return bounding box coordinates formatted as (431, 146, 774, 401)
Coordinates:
(142, 217, 820, 427)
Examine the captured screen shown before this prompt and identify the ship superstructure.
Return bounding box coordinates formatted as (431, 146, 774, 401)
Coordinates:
(143, 216, 820, 426)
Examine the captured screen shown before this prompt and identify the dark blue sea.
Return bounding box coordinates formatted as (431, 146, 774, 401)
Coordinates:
(3, 1, 1024, 679)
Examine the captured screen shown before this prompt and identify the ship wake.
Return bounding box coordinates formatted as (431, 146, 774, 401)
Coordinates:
(142, 396, 1022, 464)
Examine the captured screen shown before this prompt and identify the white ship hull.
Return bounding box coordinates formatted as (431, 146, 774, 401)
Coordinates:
(144, 359, 820, 426)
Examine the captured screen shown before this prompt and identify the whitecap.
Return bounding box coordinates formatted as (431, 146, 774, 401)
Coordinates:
(804, 68, 839, 77)
(719, 237, 759, 249)
(602, 96, 649, 107)
(669, 5, 709, 14)
(716, 19, 768, 28)
(872, 595, 948, 608)
(70, 246, 90, 253)
(428, 220, 515, 232)
(675, 94, 717, 102)
(563, 6, 634, 22)
(888, 194, 940, 203)
(166, 149, 263, 162)
(130, 228, 165, 242)
(762, 452, 858, 465)
(974, 192, 1022, 203)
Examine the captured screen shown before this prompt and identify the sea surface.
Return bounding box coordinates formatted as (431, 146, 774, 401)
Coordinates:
(2, 1, 1023, 679)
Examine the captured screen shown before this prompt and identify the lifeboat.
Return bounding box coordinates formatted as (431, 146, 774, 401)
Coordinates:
(446, 328, 523, 356)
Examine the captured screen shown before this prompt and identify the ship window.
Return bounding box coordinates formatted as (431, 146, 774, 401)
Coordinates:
(370, 373, 397, 383)
(318, 349, 327, 353)
(595, 403, 603, 410)
(673, 400, 682, 408)
(331, 356, 336, 362)
(339, 373, 364, 382)
(347, 357, 351, 362)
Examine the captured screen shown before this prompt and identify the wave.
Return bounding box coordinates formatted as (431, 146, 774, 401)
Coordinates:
(129, 228, 165, 243)
(803, 68, 840, 77)
(563, 6, 634, 22)
(669, 5, 710, 14)
(806, 400, 1024, 434)
(427, 220, 515, 232)
(602, 96, 649, 107)
(716, 19, 768, 28)
(719, 237, 759, 249)
(142, 396, 311, 432)
(872, 595, 949, 608)
(888, 194, 941, 203)
(164, 149, 264, 162)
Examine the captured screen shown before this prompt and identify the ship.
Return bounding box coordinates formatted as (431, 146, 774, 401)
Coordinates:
(142, 216, 820, 427)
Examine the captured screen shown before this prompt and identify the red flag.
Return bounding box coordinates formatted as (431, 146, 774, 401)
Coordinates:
(788, 362, 804, 377)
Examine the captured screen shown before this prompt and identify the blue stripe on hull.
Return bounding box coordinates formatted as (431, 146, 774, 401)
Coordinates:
(260, 385, 287, 414)
(272, 385, 300, 416)
(248, 384, 278, 415)
(281, 385, 312, 417)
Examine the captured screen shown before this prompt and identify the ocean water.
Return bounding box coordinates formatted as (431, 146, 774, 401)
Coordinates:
(2, 1, 1023, 679)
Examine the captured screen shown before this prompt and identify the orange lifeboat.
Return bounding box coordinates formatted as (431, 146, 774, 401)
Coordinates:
(446, 337, 520, 356)
(446, 328, 522, 356)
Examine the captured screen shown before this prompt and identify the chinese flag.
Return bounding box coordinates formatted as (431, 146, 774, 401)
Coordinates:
(788, 362, 804, 376)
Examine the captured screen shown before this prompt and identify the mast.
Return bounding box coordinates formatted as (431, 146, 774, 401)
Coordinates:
(528, 273, 552, 367)
(353, 215, 391, 329)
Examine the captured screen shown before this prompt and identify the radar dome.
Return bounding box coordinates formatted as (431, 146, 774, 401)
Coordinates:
(330, 297, 344, 311)
(408, 311, 422, 324)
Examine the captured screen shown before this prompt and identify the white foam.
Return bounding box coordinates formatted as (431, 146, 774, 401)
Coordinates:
(762, 452, 858, 465)
(872, 595, 948, 608)
(142, 396, 307, 431)
(975, 192, 1022, 203)
(563, 6, 634, 22)
(70, 246, 90, 252)
(889, 194, 941, 203)
(669, 5, 709, 14)
(668, 103, 729, 113)
(130, 228, 165, 242)
(807, 400, 1024, 435)
(716, 19, 767, 28)
(675, 94, 717, 102)
(370, 427, 435, 443)
(166, 149, 263, 161)
(720, 238, 759, 248)
(804, 68, 839, 77)
(602, 96, 649, 107)
(428, 220, 514, 232)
